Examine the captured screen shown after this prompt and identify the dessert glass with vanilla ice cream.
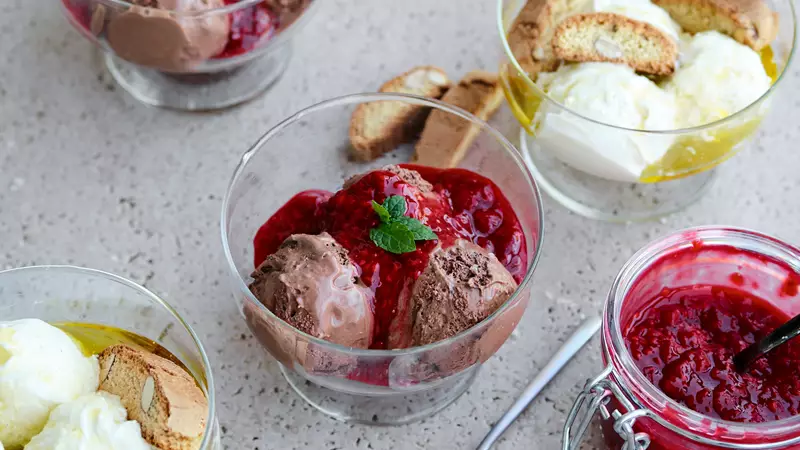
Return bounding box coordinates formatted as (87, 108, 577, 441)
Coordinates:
(498, 0, 796, 221)
(222, 93, 544, 425)
(59, 0, 320, 110)
(0, 266, 220, 450)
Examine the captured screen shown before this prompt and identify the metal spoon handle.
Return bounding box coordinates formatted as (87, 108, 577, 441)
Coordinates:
(734, 312, 800, 372)
(476, 316, 602, 450)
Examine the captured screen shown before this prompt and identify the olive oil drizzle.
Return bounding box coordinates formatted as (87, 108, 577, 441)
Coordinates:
(52, 322, 207, 388)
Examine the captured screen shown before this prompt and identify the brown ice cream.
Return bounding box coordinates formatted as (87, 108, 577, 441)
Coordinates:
(343, 164, 433, 192)
(409, 240, 518, 346)
(106, 0, 230, 72)
(477, 293, 527, 363)
(384, 240, 520, 382)
(385, 164, 433, 192)
(243, 300, 357, 377)
(249, 232, 375, 349)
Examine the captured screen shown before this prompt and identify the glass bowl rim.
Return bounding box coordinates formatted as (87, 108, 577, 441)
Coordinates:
(0, 264, 218, 449)
(92, 0, 279, 15)
(496, 0, 798, 135)
(606, 226, 800, 443)
(220, 91, 545, 358)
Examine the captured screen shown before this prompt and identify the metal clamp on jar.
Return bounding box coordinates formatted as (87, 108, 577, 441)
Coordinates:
(562, 227, 800, 450)
(564, 365, 651, 450)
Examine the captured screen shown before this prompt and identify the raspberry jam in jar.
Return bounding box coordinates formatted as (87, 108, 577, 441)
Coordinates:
(563, 227, 800, 450)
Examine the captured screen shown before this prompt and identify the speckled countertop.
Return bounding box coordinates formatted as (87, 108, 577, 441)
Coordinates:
(2, 0, 800, 448)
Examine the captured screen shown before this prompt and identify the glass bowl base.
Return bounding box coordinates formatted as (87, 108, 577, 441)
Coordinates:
(279, 363, 479, 426)
(519, 129, 716, 222)
(104, 47, 291, 111)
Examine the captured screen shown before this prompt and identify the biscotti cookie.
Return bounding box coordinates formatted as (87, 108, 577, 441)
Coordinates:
(652, 0, 778, 50)
(412, 71, 504, 168)
(349, 66, 452, 161)
(506, 0, 570, 76)
(98, 345, 208, 450)
(553, 12, 678, 75)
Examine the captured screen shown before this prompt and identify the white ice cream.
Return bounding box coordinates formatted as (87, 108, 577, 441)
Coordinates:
(0, 319, 99, 449)
(534, 62, 677, 181)
(665, 31, 771, 128)
(594, 0, 681, 41)
(24, 392, 152, 450)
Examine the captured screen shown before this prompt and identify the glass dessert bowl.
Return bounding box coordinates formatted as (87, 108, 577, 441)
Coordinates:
(497, 0, 796, 222)
(221, 93, 544, 425)
(61, 0, 319, 111)
(564, 227, 800, 449)
(0, 265, 219, 450)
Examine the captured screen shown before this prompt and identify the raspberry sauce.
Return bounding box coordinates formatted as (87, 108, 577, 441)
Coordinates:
(62, 0, 92, 29)
(252, 164, 528, 350)
(217, 0, 277, 59)
(625, 285, 800, 423)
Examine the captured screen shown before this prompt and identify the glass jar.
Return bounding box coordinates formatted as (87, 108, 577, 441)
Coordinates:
(564, 227, 800, 449)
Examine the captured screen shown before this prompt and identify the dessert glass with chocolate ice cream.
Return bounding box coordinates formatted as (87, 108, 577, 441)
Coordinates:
(60, 0, 318, 110)
(0, 266, 220, 450)
(497, 0, 796, 222)
(221, 93, 544, 425)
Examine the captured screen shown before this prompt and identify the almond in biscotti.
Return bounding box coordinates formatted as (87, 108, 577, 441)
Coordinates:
(552, 12, 678, 75)
(98, 344, 208, 450)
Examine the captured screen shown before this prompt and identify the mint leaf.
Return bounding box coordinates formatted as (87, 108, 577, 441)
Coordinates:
(395, 216, 438, 241)
(371, 200, 391, 223)
(369, 195, 438, 254)
(383, 196, 406, 219)
(370, 222, 416, 254)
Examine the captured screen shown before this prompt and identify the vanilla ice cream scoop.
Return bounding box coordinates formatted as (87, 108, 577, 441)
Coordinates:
(0, 319, 99, 449)
(534, 62, 677, 182)
(24, 392, 151, 450)
(665, 31, 772, 128)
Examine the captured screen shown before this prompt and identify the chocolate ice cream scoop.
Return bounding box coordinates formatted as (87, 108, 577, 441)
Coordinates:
(382, 164, 433, 192)
(410, 240, 518, 346)
(343, 164, 433, 193)
(106, 0, 230, 72)
(244, 301, 358, 377)
(249, 232, 375, 349)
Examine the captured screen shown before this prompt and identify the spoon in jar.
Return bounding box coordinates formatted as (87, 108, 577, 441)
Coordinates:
(733, 312, 800, 372)
(476, 316, 602, 450)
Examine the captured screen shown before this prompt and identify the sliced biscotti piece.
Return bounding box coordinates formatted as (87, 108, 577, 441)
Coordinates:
(652, 0, 777, 50)
(98, 345, 208, 450)
(553, 12, 678, 75)
(506, 0, 570, 77)
(412, 71, 504, 168)
(349, 66, 452, 161)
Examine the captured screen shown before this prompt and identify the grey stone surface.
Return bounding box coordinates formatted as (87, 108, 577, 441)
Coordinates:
(1, 0, 799, 449)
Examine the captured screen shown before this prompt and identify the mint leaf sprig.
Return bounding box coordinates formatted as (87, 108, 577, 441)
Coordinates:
(370, 196, 438, 254)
